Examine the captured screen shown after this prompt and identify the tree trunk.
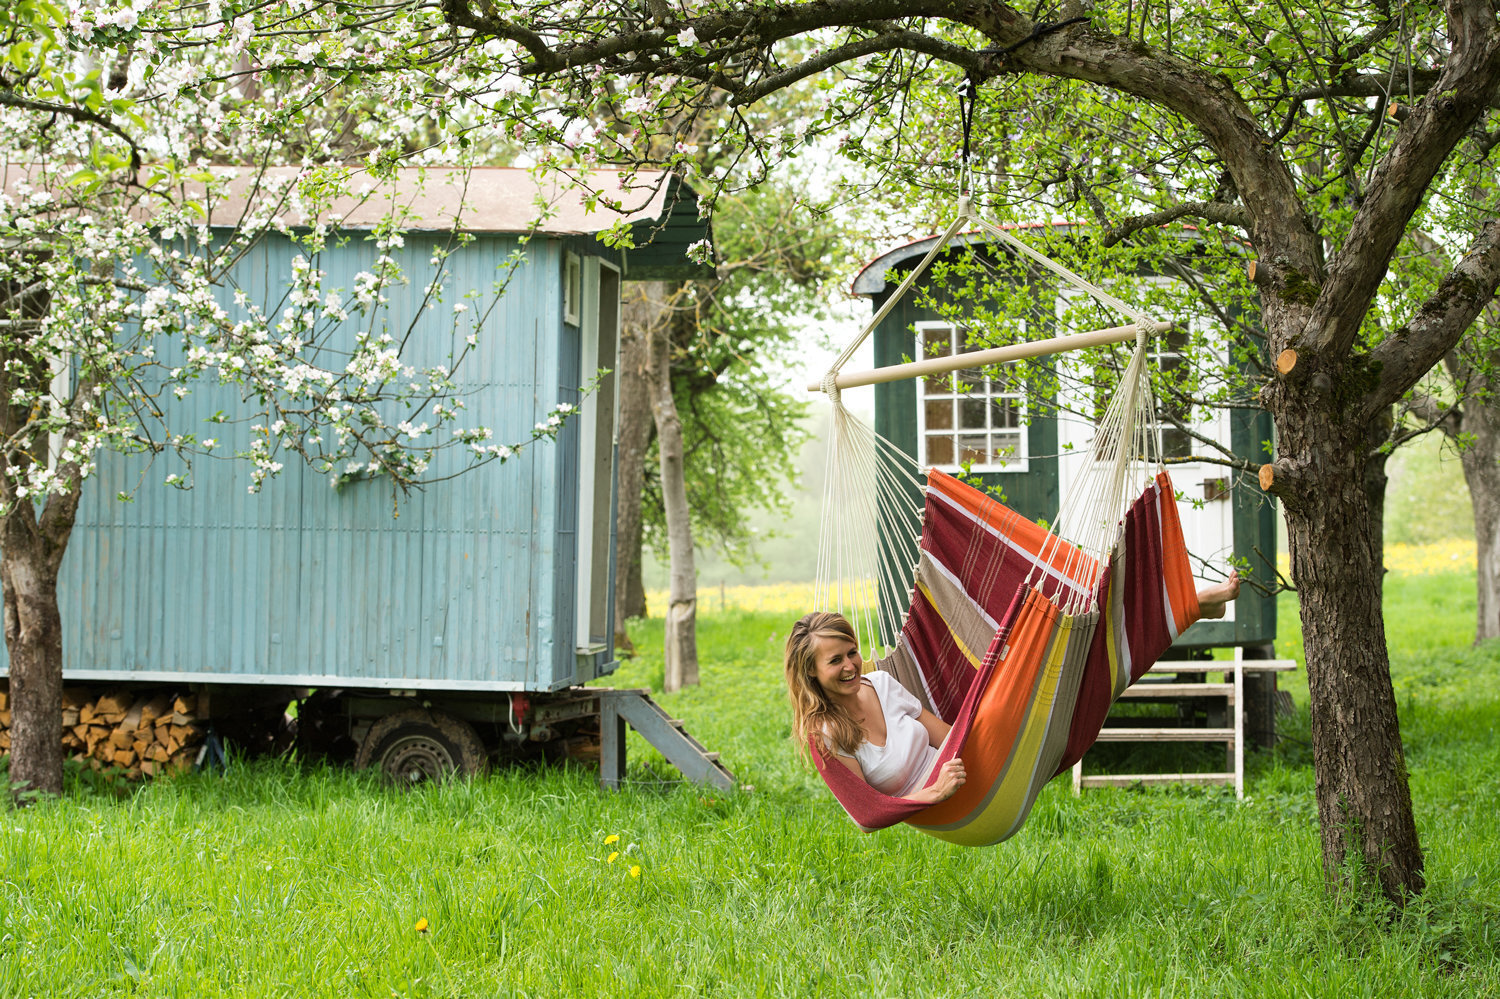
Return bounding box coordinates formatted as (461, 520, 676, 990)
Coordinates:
(1274, 382, 1423, 904)
(644, 282, 698, 691)
(614, 288, 658, 654)
(3, 517, 68, 798)
(1457, 391, 1500, 643)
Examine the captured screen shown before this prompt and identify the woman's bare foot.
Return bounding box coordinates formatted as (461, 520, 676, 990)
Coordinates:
(1197, 570, 1240, 619)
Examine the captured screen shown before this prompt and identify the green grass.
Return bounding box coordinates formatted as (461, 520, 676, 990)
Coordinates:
(3, 580, 1499, 997)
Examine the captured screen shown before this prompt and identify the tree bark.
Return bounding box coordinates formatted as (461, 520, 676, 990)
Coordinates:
(1449, 349, 1500, 643)
(1269, 366, 1423, 903)
(3, 496, 77, 799)
(614, 288, 658, 654)
(1464, 421, 1500, 643)
(644, 282, 699, 691)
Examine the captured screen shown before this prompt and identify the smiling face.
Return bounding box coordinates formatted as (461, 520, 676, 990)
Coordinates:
(810, 631, 864, 700)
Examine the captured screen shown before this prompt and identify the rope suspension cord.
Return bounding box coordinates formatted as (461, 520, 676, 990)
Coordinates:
(813, 73, 1170, 652)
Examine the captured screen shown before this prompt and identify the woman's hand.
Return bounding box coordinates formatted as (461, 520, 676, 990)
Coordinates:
(932, 758, 966, 800)
(910, 757, 966, 804)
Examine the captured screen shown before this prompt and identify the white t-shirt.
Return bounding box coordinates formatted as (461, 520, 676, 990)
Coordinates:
(834, 671, 939, 797)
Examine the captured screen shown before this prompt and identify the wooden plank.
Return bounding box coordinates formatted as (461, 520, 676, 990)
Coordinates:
(1147, 660, 1296, 674)
(1093, 727, 1236, 742)
(1078, 773, 1236, 787)
(1118, 682, 1234, 699)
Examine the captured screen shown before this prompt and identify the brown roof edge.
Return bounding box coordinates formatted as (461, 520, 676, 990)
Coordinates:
(1, 164, 681, 235)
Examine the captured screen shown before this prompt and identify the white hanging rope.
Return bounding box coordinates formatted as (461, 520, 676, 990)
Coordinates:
(814, 195, 1164, 645)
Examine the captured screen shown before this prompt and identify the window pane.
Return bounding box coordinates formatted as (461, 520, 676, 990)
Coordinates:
(926, 434, 954, 465)
(924, 372, 950, 395)
(990, 398, 1020, 430)
(959, 398, 986, 429)
(992, 433, 1022, 461)
(957, 435, 988, 465)
(925, 399, 953, 431)
(1161, 427, 1192, 459)
(956, 366, 985, 389)
(924, 326, 951, 358)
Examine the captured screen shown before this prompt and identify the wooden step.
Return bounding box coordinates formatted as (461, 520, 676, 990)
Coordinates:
(597, 690, 735, 791)
(1077, 772, 1235, 787)
(1093, 727, 1236, 742)
(1118, 682, 1234, 699)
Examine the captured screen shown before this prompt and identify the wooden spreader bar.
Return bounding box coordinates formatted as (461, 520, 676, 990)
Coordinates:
(807, 321, 1172, 393)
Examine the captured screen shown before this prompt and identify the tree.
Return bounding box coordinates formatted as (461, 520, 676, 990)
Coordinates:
(615, 177, 844, 665)
(0, 5, 573, 796)
(405, 0, 1500, 904)
(1407, 312, 1500, 643)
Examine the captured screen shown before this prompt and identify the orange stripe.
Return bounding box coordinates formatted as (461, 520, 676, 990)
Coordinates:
(928, 470, 1094, 584)
(1155, 471, 1200, 632)
(912, 588, 1059, 827)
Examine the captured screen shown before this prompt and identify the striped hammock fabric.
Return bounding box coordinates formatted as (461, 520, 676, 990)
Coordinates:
(812, 467, 1201, 846)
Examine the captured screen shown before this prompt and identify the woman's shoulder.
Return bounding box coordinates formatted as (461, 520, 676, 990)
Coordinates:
(864, 670, 920, 714)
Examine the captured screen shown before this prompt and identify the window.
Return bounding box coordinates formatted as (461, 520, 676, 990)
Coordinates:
(563, 253, 582, 326)
(1151, 326, 1193, 459)
(915, 322, 1027, 472)
(1091, 325, 1193, 460)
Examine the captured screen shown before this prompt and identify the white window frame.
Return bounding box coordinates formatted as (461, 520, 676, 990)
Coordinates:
(913, 320, 1029, 474)
(562, 252, 582, 326)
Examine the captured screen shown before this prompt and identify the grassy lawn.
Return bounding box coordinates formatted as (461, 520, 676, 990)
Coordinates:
(2, 568, 1497, 997)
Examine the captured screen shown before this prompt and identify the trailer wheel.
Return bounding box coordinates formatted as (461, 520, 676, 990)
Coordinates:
(354, 707, 487, 785)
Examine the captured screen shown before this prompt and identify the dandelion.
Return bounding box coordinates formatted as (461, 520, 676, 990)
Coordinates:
(414, 918, 429, 933)
(603, 833, 619, 845)
(607, 851, 619, 864)
(629, 866, 641, 878)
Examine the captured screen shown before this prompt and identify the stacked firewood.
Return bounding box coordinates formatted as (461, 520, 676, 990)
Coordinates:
(0, 687, 205, 777)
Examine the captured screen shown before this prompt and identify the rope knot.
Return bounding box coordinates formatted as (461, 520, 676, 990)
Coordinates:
(820, 370, 842, 402)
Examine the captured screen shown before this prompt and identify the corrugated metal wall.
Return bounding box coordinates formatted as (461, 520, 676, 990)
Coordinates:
(15, 230, 595, 691)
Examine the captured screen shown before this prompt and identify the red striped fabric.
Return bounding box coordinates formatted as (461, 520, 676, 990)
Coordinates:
(811, 469, 1201, 843)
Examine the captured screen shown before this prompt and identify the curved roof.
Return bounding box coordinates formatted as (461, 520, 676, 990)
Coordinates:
(850, 222, 1084, 296)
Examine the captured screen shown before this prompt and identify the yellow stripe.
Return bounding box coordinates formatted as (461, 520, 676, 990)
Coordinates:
(917, 614, 1074, 845)
(1105, 592, 1121, 695)
(914, 578, 984, 670)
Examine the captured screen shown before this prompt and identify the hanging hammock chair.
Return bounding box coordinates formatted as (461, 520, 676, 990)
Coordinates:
(809, 196, 1204, 847)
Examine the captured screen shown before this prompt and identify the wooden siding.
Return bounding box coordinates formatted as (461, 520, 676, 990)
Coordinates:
(1, 231, 621, 691)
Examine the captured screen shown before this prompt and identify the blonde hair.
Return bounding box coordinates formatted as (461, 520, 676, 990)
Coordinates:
(785, 611, 865, 758)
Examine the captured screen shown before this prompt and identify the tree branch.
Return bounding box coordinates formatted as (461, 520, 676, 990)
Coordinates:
(0, 89, 143, 169)
(1362, 218, 1500, 422)
(1101, 201, 1249, 246)
(1306, 0, 1500, 358)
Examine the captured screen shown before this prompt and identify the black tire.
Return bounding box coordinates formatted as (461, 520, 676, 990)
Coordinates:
(354, 707, 488, 786)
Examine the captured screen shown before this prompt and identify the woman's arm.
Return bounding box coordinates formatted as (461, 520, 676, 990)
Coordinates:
(917, 707, 951, 748)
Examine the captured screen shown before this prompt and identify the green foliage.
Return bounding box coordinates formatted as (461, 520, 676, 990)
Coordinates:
(1385, 433, 1477, 544)
(640, 175, 853, 567)
(2, 572, 1497, 996)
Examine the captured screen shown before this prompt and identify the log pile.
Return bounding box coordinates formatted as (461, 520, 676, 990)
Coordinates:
(0, 687, 205, 778)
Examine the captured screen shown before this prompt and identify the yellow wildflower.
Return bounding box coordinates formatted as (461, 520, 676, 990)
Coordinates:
(603, 834, 620, 845)
(629, 866, 641, 878)
(414, 918, 429, 933)
(607, 851, 619, 864)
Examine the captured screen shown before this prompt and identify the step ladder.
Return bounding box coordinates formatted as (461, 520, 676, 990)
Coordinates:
(596, 688, 735, 791)
(1070, 651, 1297, 798)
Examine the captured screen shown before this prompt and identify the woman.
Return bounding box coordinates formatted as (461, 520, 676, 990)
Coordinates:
(786, 572, 1241, 803)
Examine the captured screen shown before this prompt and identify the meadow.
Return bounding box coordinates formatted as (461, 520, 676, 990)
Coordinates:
(1, 554, 1497, 997)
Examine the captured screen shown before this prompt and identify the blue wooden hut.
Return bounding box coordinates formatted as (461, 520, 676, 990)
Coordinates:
(1, 167, 731, 787)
